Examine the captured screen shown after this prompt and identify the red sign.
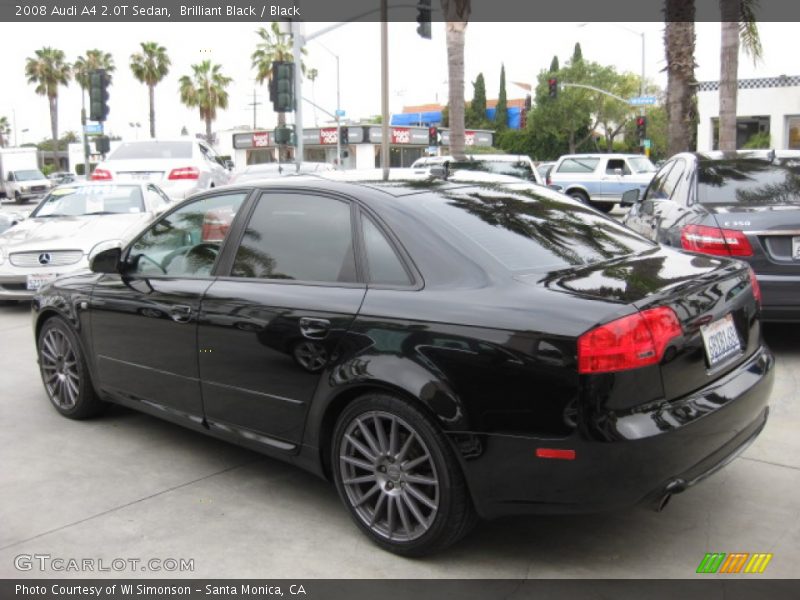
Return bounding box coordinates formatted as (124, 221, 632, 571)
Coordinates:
(464, 130, 476, 146)
(253, 131, 270, 147)
(319, 128, 338, 145)
(391, 127, 411, 144)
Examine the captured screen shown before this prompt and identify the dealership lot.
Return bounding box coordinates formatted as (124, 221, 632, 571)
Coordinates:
(0, 302, 797, 578)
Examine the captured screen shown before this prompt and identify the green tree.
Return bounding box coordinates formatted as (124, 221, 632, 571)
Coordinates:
(549, 55, 559, 73)
(596, 69, 643, 152)
(718, 0, 762, 151)
(466, 72, 487, 128)
(664, 0, 697, 154)
(0, 116, 10, 147)
(179, 61, 232, 144)
(251, 22, 307, 159)
(572, 43, 583, 63)
(494, 64, 508, 131)
(25, 47, 71, 166)
(130, 42, 171, 138)
(441, 0, 471, 159)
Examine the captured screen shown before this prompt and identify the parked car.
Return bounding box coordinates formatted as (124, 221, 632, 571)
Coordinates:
(549, 153, 657, 212)
(32, 174, 772, 556)
(230, 161, 333, 184)
(536, 161, 557, 184)
(0, 212, 25, 235)
(411, 154, 544, 184)
(90, 139, 230, 202)
(0, 181, 171, 300)
(0, 147, 50, 203)
(622, 149, 800, 321)
(48, 172, 77, 186)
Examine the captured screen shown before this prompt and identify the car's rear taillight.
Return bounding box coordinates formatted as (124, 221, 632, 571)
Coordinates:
(680, 224, 753, 257)
(168, 166, 200, 180)
(578, 307, 683, 374)
(90, 168, 112, 181)
(748, 267, 761, 306)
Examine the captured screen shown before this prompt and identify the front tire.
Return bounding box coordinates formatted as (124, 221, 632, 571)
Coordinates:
(332, 393, 477, 556)
(37, 317, 104, 419)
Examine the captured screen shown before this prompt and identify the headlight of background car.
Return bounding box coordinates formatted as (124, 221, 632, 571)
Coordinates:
(21, 186, 29, 192)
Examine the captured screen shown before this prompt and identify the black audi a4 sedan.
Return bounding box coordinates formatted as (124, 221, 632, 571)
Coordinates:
(623, 150, 800, 321)
(32, 173, 773, 555)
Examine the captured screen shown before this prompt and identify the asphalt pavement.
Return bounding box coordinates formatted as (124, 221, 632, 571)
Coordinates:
(0, 301, 798, 579)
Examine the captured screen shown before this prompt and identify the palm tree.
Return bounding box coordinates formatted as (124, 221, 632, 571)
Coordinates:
(130, 42, 171, 138)
(25, 47, 71, 166)
(664, 0, 697, 155)
(179, 61, 232, 144)
(0, 116, 10, 148)
(441, 0, 471, 160)
(251, 23, 306, 159)
(718, 0, 762, 151)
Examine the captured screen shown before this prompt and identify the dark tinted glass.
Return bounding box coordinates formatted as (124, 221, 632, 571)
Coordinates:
(362, 216, 411, 285)
(110, 142, 193, 160)
(232, 194, 357, 283)
(698, 159, 800, 205)
(422, 186, 654, 272)
(451, 160, 534, 180)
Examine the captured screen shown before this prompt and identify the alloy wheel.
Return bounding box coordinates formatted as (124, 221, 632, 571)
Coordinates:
(39, 328, 80, 409)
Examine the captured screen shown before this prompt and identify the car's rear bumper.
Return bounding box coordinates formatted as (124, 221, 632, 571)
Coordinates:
(456, 345, 774, 519)
(756, 273, 800, 321)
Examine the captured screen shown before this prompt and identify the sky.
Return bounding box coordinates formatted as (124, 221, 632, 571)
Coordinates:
(1, 21, 796, 145)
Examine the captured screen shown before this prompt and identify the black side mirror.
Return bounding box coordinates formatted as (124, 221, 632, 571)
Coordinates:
(620, 188, 640, 207)
(90, 247, 122, 274)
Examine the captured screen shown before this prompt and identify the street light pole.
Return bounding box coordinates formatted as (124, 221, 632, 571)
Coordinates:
(380, 0, 389, 180)
(336, 54, 342, 167)
(292, 20, 304, 171)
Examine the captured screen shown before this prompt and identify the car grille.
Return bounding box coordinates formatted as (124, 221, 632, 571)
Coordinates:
(30, 185, 47, 192)
(9, 250, 83, 267)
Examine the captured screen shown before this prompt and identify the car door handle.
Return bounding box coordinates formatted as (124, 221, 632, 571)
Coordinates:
(299, 317, 331, 339)
(170, 305, 193, 323)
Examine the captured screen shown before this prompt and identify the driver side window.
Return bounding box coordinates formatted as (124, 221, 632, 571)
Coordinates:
(128, 192, 247, 278)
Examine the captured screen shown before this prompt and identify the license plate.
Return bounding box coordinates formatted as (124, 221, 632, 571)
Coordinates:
(131, 172, 155, 181)
(700, 314, 742, 368)
(792, 236, 800, 260)
(26, 273, 58, 291)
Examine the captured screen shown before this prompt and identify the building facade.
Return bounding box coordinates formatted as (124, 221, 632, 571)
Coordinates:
(697, 75, 800, 151)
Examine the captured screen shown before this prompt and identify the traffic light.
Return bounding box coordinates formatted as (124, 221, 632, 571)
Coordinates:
(274, 125, 295, 146)
(428, 126, 440, 146)
(270, 61, 295, 113)
(94, 135, 110, 154)
(89, 69, 110, 122)
(548, 78, 558, 99)
(636, 115, 647, 140)
(340, 127, 349, 145)
(416, 0, 432, 40)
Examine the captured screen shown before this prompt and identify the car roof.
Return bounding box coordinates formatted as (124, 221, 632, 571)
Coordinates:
(558, 153, 644, 160)
(691, 149, 800, 163)
(417, 154, 532, 163)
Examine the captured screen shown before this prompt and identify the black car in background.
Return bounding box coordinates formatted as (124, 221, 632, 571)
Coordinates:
(32, 175, 772, 555)
(623, 150, 800, 321)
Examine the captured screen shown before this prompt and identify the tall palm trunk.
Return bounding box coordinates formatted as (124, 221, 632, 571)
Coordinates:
(148, 84, 156, 138)
(446, 21, 467, 160)
(664, 0, 697, 155)
(49, 95, 58, 167)
(719, 1, 741, 151)
(206, 118, 212, 143)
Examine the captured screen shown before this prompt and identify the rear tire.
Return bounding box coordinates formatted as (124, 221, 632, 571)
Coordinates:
(37, 317, 105, 419)
(332, 393, 477, 556)
(568, 190, 589, 206)
(14, 191, 25, 205)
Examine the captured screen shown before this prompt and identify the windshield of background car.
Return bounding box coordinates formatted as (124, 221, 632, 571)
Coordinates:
(109, 141, 193, 160)
(451, 160, 534, 180)
(14, 169, 46, 181)
(698, 159, 800, 205)
(628, 157, 657, 173)
(31, 185, 145, 217)
(421, 186, 655, 272)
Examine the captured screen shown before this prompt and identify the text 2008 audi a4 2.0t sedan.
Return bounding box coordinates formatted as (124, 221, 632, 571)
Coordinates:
(31, 173, 773, 556)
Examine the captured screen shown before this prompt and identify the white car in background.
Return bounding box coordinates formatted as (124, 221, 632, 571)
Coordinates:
(411, 154, 544, 185)
(90, 139, 230, 202)
(0, 181, 170, 301)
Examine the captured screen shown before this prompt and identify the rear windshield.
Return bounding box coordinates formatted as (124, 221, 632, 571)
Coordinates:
(451, 160, 534, 180)
(110, 142, 193, 160)
(698, 159, 800, 205)
(421, 185, 654, 272)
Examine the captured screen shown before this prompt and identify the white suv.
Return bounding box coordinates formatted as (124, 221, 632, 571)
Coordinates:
(90, 139, 230, 202)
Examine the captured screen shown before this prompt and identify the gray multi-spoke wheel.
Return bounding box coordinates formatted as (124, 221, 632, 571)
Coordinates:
(292, 341, 328, 373)
(37, 318, 104, 419)
(332, 394, 477, 556)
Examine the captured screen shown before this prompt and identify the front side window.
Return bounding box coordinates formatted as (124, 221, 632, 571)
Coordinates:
(556, 158, 600, 174)
(128, 192, 247, 277)
(231, 193, 357, 283)
(606, 159, 631, 175)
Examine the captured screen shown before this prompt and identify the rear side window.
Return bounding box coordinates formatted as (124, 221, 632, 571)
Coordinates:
(362, 216, 411, 286)
(110, 142, 193, 160)
(231, 194, 357, 283)
(698, 159, 800, 205)
(556, 158, 600, 173)
(422, 187, 654, 272)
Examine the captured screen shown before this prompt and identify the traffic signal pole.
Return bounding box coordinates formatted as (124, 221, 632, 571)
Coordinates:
(291, 21, 304, 171)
